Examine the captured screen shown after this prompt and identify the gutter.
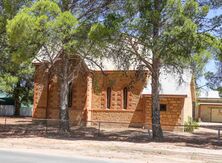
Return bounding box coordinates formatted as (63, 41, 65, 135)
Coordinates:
(142, 94, 188, 98)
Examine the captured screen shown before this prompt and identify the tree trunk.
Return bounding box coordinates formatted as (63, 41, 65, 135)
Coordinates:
(14, 93, 20, 116)
(151, 57, 163, 140)
(14, 82, 21, 116)
(150, 0, 163, 140)
(58, 2, 71, 131)
(59, 55, 70, 133)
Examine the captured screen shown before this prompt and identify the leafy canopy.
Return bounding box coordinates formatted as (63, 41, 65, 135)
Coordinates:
(0, 0, 34, 105)
(7, 0, 79, 60)
(89, 0, 218, 72)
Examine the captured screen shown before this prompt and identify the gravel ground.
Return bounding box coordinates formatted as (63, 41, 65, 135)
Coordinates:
(0, 117, 222, 163)
(0, 137, 222, 163)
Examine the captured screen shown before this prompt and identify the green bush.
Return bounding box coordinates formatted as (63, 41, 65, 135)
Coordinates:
(184, 117, 199, 133)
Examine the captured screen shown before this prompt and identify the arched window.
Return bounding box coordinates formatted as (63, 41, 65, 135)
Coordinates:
(68, 82, 73, 107)
(123, 87, 128, 109)
(106, 87, 111, 109)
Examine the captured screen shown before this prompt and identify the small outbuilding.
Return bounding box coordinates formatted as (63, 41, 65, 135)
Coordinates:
(197, 97, 222, 123)
(0, 92, 15, 116)
(0, 92, 33, 117)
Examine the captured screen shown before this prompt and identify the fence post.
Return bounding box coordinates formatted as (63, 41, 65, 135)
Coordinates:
(45, 119, 48, 134)
(148, 127, 151, 138)
(218, 129, 221, 143)
(98, 122, 100, 136)
(145, 124, 151, 138)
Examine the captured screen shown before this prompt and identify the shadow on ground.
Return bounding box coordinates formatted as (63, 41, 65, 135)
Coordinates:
(0, 117, 222, 149)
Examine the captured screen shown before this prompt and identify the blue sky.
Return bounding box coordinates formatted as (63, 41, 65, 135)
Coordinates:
(207, 7, 222, 69)
(198, 7, 222, 97)
(208, 7, 222, 18)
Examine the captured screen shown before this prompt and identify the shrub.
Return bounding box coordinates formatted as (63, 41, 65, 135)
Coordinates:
(184, 117, 199, 133)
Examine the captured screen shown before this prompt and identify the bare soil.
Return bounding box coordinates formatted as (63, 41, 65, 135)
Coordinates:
(0, 117, 222, 163)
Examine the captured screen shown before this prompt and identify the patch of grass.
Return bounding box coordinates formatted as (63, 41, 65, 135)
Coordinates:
(184, 117, 199, 133)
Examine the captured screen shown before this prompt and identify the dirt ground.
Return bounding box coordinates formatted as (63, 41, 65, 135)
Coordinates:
(0, 117, 222, 163)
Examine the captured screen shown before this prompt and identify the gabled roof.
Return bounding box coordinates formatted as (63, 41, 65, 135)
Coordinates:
(142, 69, 192, 96)
(0, 92, 10, 98)
(199, 90, 220, 98)
(198, 97, 222, 106)
(198, 97, 222, 103)
(0, 92, 14, 105)
(33, 45, 193, 96)
(84, 58, 140, 71)
(32, 44, 62, 64)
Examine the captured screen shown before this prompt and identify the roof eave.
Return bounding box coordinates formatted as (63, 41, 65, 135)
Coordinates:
(142, 94, 188, 98)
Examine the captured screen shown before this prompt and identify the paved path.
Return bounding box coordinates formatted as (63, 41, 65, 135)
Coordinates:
(0, 149, 123, 163)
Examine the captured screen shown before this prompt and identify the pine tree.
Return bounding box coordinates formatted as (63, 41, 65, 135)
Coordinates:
(88, 0, 220, 139)
(0, 0, 33, 116)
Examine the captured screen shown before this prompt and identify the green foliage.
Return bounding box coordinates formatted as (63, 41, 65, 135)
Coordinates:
(5, 0, 108, 115)
(85, 0, 221, 139)
(0, 0, 34, 108)
(0, 74, 18, 93)
(0, 59, 34, 105)
(205, 69, 222, 97)
(195, 1, 222, 95)
(88, 0, 217, 69)
(89, 23, 109, 41)
(192, 50, 212, 81)
(6, 0, 79, 58)
(184, 117, 199, 133)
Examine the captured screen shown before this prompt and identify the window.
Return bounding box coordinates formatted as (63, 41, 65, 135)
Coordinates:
(68, 82, 73, 107)
(160, 104, 167, 111)
(123, 87, 128, 109)
(106, 87, 111, 109)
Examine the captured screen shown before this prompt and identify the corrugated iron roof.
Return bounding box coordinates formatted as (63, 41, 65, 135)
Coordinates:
(142, 69, 192, 96)
(33, 45, 193, 96)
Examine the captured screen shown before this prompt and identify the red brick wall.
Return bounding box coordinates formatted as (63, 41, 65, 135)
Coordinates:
(33, 65, 48, 118)
(143, 96, 184, 131)
(33, 66, 185, 131)
(33, 64, 88, 123)
(90, 71, 147, 126)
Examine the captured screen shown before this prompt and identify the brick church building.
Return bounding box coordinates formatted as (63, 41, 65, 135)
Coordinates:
(32, 49, 195, 131)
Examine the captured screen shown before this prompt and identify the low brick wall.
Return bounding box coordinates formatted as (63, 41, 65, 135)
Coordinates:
(33, 107, 46, 118)
(91, 110, 145, 127)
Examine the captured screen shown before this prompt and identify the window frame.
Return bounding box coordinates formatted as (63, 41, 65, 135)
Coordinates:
(123, 87, 128, 109)
(106, 87, 111, 109)
(160, 104, 167, 112)
(68, 82, 73, 107)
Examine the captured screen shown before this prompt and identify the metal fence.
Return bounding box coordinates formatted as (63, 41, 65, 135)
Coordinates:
(0, 117, 221, 145)
(0, 105, 15, 116)
(20, 107, 32, 117)
(0, 106, 32, 117)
